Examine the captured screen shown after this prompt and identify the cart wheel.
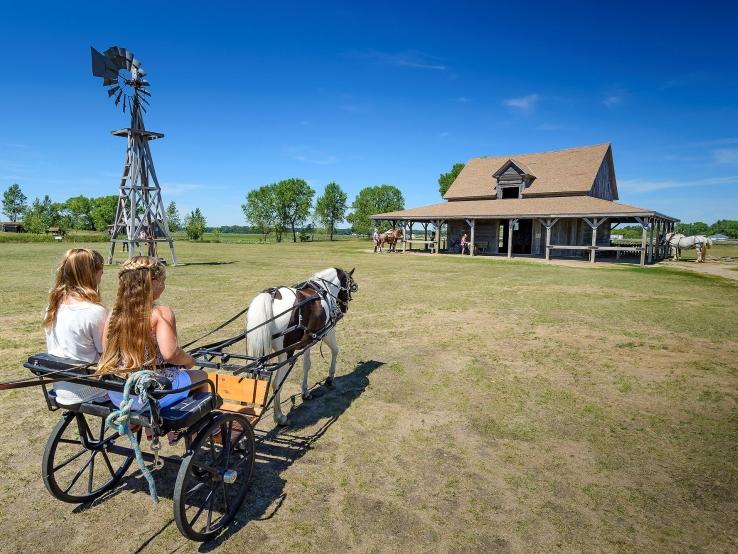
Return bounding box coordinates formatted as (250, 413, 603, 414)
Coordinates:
(173, 412, 255, 541)
(42, 411, 140, 503)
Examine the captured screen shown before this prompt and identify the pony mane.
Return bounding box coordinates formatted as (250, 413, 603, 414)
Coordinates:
(312, 267, 338, 282)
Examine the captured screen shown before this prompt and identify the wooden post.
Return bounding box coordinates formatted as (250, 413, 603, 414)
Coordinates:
(648, 218, 654, 264)
(636, 217, 649, 266)
(590, 218, 598, 263)
(434, 220, 441, 255)
(538, 218, 559, 261)
(403, 221, 407, 253)
(508, 219, 517, 259)
(465, 218, 476, 257)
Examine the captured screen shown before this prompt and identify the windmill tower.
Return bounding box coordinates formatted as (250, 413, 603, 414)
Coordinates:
(91, 46, 177, 265)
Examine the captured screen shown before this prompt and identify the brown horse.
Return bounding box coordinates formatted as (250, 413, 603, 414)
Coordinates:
(380, 228, 404, 253)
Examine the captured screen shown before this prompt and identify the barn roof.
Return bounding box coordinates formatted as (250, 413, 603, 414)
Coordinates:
(444, 143, 613, 199)
(371, 195, 677, 221)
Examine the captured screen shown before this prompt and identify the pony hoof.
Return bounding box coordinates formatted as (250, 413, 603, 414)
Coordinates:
(325, 378, 334, 388)
(275, 415, 288, 426)
(301, 392, 312, 401)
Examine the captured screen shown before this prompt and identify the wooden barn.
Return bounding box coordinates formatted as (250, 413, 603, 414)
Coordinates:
(371, 144, 678, 265)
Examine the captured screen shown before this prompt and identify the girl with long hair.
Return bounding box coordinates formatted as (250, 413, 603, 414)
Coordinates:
(97, 256, 207, 412)
(44, 248, 108, 405)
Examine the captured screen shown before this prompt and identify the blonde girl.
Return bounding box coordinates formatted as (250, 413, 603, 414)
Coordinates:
(43, 248, 108, 405)
(97, 256, 206, 410)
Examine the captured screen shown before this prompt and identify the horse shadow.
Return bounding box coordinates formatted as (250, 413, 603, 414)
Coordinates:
(198, 359, 382, 551)
(78, 360, 383, 550)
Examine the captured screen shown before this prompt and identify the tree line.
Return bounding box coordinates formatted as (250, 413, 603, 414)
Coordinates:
(242, 179, 405, 241)
(1, 183, 209, 240)
(615, 221, 738, 239)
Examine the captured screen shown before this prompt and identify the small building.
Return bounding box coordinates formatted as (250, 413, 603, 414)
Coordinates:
(0, 221, 24, 232)
(709, 233, 729, 242)
(371, 144, 679, 265)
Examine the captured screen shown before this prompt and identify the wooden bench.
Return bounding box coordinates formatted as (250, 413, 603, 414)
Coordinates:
(473, 241, 488, 254)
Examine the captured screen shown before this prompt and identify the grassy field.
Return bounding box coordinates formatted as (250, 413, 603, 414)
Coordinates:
(0, 240, 737, 553)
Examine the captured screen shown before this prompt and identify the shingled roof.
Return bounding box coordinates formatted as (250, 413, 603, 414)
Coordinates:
(444, 143, 614, 200)
(372, 196, 677, 221)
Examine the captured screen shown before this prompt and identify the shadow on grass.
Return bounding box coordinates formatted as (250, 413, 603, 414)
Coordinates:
(198, 359, 383, 551)
(174, 261, 238, 267)
(74, 360, 382, 549)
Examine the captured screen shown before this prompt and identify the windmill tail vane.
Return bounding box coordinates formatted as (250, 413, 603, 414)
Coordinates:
(91, 45, 177, 265)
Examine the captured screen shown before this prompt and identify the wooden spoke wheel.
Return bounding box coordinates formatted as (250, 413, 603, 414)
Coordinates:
(42, 411, 140, 503)
(173, 412, 255, 541)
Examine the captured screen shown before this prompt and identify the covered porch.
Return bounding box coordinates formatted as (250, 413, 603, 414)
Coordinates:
(371, 199, 679, 266)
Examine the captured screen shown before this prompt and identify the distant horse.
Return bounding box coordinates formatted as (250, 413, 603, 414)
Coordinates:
(382, 228, 404, 253)
(245, 267, 358, 425)
(663, 233, 712, 262)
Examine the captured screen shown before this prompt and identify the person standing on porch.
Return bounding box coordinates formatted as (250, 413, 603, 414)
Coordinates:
(460, 232, 469, 255)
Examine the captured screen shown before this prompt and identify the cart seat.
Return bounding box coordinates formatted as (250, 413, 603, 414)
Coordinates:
(27, 354, 222, 433)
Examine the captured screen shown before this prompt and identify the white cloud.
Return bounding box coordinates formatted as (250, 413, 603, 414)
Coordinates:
(285, 146, 338, 165)
(713, 148, 738, 165)
(603, 94, 623, 108)
(352, 49, 447, 71)
(619, 175, 738, 193)
(503, 94, 539, 112)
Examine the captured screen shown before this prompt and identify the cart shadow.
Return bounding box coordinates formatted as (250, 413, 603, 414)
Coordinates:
(198, 359, 383, 551)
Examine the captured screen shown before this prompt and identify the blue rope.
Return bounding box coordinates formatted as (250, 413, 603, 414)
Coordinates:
(105, 370, 163, 503)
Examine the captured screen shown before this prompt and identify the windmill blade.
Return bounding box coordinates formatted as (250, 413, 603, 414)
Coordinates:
(114, 89, 122, 106)
(139, 88, 151, 97)
(103, 78, 117, 86)
(107, 85, 120, 97)
(123, 95, 127, 113)
(91, 47, 108, 77)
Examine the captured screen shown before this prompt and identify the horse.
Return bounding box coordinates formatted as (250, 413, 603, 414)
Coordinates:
(663, 232, 712, 262)
(382, 228, 404, 253)
(245, 267, 358, 425)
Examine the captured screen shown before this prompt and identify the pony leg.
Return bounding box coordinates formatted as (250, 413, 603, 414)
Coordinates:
(271, 336, 289, 426)
(323, 327, 339, 387)
(301, 347, 312, 400)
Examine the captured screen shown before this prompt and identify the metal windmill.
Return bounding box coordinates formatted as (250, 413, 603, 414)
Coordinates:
(91, 46, 177, 265)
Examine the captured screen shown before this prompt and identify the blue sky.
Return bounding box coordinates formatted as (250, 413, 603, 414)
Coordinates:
(1, 1, 737, 226)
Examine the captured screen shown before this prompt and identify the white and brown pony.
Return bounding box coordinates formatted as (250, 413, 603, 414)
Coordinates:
(664, 233, 712, 262)
(381, 228, 404, 253)
(245, 267, 357, 425)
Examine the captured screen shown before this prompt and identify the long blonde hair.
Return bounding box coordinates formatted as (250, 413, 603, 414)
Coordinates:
(43, 248, 104, 329)
(96, 256, 166, 375)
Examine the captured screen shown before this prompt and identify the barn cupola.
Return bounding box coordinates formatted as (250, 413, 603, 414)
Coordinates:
(492, 159, 536, 199)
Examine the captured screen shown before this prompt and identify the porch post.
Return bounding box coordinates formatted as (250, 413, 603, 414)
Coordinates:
(508, 218, 518, 259)
(648, 218, 654, 264)
(591, 218, 598, 263)
(423, 222, 428, 251)
(403, 221, 408, 253)
(434, 220, 441, 255)
(466, 218, 476, 257)
(636, 217, 649, 266)
(538, 218, 559, 261)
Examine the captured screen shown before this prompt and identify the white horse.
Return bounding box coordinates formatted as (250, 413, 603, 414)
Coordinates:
(664, 233, 712, 263)
(245, 267, 357, 425)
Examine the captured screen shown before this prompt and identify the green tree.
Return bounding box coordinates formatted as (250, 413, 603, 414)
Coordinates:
(242, 185, 278, 242)
(90, 195, 118, 231)
(2, 183, 27, 222)
(438, 163, 465, 197)
(166, 201, 182, 232)
(678, 221, 710, 236)
(64, 195, 93, 230)
(23, 195, 62, 233)
(710, 219, 738, 238)
(184, 208, 206, 240)
(314, 182, 348, 240)
(273, 178, 315, 242)
(347, 185, 404, 236)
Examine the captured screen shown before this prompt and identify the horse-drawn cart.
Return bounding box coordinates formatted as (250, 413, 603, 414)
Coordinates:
(20, 269, 357, 542)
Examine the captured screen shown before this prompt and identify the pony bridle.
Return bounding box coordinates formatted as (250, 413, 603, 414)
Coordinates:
(316, 273, 358, 313)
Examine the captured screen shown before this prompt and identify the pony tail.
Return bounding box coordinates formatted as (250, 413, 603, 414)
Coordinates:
(246, 293, 274, 358)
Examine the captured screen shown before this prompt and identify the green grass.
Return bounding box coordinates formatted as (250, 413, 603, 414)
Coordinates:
(0, 240, 736, 552)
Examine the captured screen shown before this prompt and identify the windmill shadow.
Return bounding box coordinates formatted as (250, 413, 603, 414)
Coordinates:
(197, 359, 383, 551)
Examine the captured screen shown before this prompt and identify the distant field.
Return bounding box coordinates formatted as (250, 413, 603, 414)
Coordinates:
(0, 239, 736, 552)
